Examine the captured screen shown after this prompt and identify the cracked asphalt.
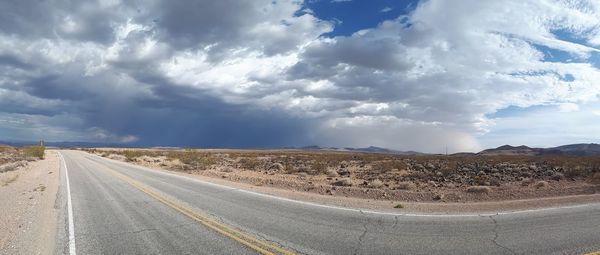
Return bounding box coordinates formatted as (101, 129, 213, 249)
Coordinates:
(58, 150, 600, 254)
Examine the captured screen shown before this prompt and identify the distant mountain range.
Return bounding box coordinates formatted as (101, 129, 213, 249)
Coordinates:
(478, 143, 600, 156)
(295, 145, 424, 155)
(2, 140, 600, 156)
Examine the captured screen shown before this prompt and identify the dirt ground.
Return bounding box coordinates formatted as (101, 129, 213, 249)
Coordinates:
(0, 150, 60, 254)
(88, 148, 600, 213)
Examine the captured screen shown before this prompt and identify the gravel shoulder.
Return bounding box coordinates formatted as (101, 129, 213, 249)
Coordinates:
(0, 150, 60, 254)
(95, 153, 600, 214)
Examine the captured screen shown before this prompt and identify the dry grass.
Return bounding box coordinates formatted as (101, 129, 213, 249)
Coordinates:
(22, 146, 45, 159)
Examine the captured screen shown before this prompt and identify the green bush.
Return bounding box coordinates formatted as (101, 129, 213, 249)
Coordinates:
(22, 146, 45, 159)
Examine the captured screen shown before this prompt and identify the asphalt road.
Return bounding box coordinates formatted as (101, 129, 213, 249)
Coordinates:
(56, 150, 600, 255)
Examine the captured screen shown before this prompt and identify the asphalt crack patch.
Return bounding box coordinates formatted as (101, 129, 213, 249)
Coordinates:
(254, 231, 303, 255)
(353, 210, 370, 255)
(488, 215, 517, 255)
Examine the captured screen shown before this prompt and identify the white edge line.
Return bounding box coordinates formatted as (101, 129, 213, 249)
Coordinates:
(59, 152, 77, 255)
(84, 151, 600, 218)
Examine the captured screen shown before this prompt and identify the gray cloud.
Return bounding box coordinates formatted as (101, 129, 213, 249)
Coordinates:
(1, 0, 600, 152)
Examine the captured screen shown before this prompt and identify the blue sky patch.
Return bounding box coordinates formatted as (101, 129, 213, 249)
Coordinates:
(303, 0, 419, 37)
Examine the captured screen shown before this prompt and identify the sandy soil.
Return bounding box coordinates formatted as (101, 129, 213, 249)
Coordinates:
(0, 151, 60, 254)
(100, 154, 600, 214)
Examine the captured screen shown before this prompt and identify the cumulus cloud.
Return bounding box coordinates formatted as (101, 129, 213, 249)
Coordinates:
(1, 0, 600, 152)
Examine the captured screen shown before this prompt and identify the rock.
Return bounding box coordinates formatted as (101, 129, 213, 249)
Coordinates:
(326, 169, 339, 177)
(432, 194, 444, 200)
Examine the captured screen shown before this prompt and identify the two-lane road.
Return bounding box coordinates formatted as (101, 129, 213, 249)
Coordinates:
(57, 150, 600, 254)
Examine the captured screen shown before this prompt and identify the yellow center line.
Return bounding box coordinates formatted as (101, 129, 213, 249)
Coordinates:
(102, 166, 295, 255)
(585, 251, 600, 255)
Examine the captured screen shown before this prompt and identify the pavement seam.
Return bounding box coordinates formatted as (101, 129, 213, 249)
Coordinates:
(488, 215, 517, 255)
(353, 210, 369, 255)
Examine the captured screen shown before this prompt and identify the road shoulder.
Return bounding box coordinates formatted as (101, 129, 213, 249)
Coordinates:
(0, 150, 60, 254)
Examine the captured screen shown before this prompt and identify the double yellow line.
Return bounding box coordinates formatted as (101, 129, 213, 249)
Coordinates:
(104, 168, 295, 255)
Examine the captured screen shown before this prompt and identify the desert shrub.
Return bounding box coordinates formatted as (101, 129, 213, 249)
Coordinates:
(0, 173, 19, 186)
(168, 151, 216, 169)
(0, 144, 16, 153)
(397, 181, 416, 190)
(311, 161, 328, 175)
(22, 146, 45, 159)
(534, 180, 549, 189)
(367, 179, 384, 188)
(332, 178, 353, 186)
(590, 172, 600, 184)
(0, 164, 16, 173)
(268, 163, 285, 172)
(466, 186, 491, 193)
(371, 160, 406, 173)
(238, 157, 262, 171)
(122, 150, 145, 162)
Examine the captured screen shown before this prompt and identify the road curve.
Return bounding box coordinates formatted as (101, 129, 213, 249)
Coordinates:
(56, 150, 600, 255)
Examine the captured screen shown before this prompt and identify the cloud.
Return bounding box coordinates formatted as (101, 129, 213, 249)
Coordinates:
(559, 103, 579, 112)
(1, 0, 600, 152)
(380, 7, 393, 13)
(481, 102, 600, 148)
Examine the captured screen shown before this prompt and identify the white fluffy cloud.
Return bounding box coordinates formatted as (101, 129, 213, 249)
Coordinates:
(1, 0, 600, 152)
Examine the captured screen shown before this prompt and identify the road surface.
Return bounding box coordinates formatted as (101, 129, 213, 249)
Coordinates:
(55, 150, 600, 254)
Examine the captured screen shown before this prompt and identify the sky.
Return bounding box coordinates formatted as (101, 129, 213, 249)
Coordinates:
(1, 0, 600, 153)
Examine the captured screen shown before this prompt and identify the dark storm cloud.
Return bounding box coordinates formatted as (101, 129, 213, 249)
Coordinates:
(0, 54, 34, 70)
(0, 0, 128, 44)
